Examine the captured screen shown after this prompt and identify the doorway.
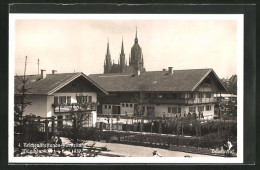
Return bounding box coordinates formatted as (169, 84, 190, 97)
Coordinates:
(112, 105, 121, 115)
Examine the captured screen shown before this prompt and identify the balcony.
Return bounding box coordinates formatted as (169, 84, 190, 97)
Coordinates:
(142, 98, 217, 105)
(53, 102, 97, 113)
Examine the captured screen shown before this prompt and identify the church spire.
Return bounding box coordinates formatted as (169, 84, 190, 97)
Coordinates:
(104, 38, 112, 74)
(135, 26, 138, 44)
(121, 37, 124, 54)
(107, 38, 110, 55)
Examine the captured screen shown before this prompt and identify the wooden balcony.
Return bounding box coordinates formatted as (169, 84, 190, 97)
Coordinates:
(142, 98, 217, 105)
(53, 103, 97, 113)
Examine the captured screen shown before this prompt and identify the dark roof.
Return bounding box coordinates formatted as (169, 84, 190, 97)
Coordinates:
(15, 72, 108, 95)
(107, 64, 136, 74)
(89, 69, 227, 92)
(123, 65, 136, 74)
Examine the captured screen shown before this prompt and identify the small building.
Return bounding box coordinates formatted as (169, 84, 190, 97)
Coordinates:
(89, 68, 227, 119)
(14, 71, 107, 127)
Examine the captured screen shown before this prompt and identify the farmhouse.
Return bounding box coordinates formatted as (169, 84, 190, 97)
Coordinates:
(14, 71, 107, 126)
(89, 67, 227, 119)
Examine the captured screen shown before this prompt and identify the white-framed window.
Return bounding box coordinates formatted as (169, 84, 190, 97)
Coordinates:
(108, 105, 111, 109)
(59, 96, 66, 104)
(104, 105, 107, 109)
(76, 96, 88, 103)
(67, 96, 71, 104)
(126, 103, 129, 107)
(130, 104, 133, 107)
(54, 96, 59, 104)
(206, 105, 212, 111)
(168, 107, 171, 113)
(122, 103, 125, 107)
(88, 96, 92, 102)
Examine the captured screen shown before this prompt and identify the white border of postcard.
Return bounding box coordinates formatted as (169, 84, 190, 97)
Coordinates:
(9, 14, 244, 164)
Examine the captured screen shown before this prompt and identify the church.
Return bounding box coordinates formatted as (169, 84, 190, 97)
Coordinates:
(104, 28, 145, 74)
(90, 28, 227, 119)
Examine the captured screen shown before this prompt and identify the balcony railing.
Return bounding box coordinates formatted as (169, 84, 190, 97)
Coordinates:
(142, 98, 217, 104)
(52, 102, 97, 113)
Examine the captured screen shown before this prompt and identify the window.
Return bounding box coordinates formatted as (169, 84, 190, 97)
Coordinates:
(142, 106, 145, 114)
(188, 93, 194, 98)
(59, 96, 66, 104)
(189, 106, 196, 112)
(54, 96, 58, 105)
(168, 107, 181, 114)
(88, 96, 92, 103)
(205, 93, 211, 98)
(108, 105, 111, 109)
(130, 104, 133, 107)
(122, 103, 125, 107)
(126, 104, 129, 107)
(206, 105, 211, 111)
(168, 107, 171, 113)
(67, 96, 71, 104)
(178, 107, 181, 113)
(198, 106, 204, 112)
(198, 93, 204, 98)
(104, 105, 107, 109)
(76, 96, 88, 103)
(65, 115, 72, 119)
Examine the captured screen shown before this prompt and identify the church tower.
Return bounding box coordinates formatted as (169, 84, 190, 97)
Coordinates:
(129, 27, 144, 73)
(104, 40, 112, 73)
(120, 38, 126, 72)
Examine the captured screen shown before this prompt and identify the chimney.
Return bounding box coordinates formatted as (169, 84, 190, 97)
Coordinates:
(52, 70, 57, 74)
(163, 68, 167, 71)
(168, 67, 173, 75)
(41, 69, 46, 79)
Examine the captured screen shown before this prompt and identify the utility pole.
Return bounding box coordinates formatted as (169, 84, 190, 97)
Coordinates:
(37, 58, 40, 74)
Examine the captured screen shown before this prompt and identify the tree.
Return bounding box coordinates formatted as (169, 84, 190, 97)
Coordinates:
(14, 56, 32, 156)
(70, 98, 97, 143)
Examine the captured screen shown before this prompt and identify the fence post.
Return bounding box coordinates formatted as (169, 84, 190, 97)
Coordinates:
(51, 116, 55, 135)
(99, 122, 103, 141)
(45, 119, 49, 143)
(73, 116, 77, 144)
(159, 120, 162, 134)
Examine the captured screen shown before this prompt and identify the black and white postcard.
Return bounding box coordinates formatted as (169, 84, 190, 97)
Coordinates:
(9, 12, 244, 164)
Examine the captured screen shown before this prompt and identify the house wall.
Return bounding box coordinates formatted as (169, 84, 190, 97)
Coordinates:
(46, 95, 54, 117)
(138, 104, 214, 119)
(23, 95, 48, 117)
(102, 104, 113, 115)
(120, 103, 135, 115)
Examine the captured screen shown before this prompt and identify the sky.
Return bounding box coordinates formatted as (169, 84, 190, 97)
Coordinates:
(14, 18, 238, 78)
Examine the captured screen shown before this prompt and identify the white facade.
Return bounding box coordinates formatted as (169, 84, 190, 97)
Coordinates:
(101, 92, 215, 119)
(23, 95, 48, 117)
